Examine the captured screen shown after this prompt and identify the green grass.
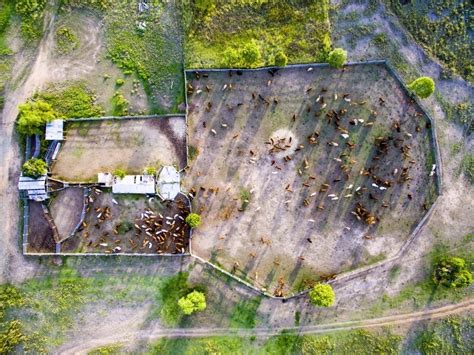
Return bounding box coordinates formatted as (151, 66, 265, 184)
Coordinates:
(15, 0, 47, 42)
(55, 26, 79, 54)
(35, 82, 104, 118)
(183, 0, 331, 68)
(230, 296, 262, 328)
(460, 153, 473, 184)
(0, 0, 14, 109)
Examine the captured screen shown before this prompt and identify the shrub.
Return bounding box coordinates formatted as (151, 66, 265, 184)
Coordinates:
(111, 91, 129, 116)
(145, 167, 156, 175)
(55, 26, 79, 54)
(240, 41, 261, 68)
(308, 283, 335, 307)
(22, 158, 47, 178)
(327, 48, 347, 68)
(113, 169, 126, 179)
(16, 100, 56, 136)
(433, 256, 472, 288)
(222, 47, 239, 67)
(115, 78, 125, 86)
(185, 213, 201, 228)
(178, 290, 206, 315)
(408, 77, 435, 98)
(274, 50, 288, 67)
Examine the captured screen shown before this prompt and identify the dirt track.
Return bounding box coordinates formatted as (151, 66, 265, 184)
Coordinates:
(58, 298, 474, 354)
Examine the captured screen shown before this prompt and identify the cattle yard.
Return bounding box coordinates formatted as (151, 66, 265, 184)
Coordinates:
(184, 63, 439, 294)
(23, 63, 440, 296)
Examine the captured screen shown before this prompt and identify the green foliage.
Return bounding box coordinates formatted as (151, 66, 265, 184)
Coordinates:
(113, 168, 126, 179)
(408, 76, 435, 98)
(156, 272, 192, 325)
(240, 189, 251, 210)
(308, 283, 335, 307)
(230, 297, 261, 328)
(433, 256, 472, 288)
(36, 83, 104, 118)
(116, 221, 133, 235)
(327, 47, 347, 68)
(184, 0, 331, 68)
(145, 166, 156, 175)
(188, 145, 199, 161)
(87, 344, 122, 355)
(274, 50, 288, 67)
(111, 91, 129, 116)
(0, 284, 24, 319)
(22, 158, 47, 178)
(59, 0, 110, 12)
(0, 320, 26, 353)
(185, 213, 201, 228)
(178, 290, 206, 315)
(115, 78, 125, 87)
(15, 0, 46, 41)
(55, 26, 79, 54)
(149, 336, 246, 354)
(16, 100, 56, 136)
(460, 153, 473, 183)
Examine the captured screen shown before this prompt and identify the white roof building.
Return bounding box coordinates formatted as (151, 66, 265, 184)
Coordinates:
(45, 120, 64, 141)
(112, 174, 155, 194)
(157, 166, 180, 200)
(97, 172, 114, 187)
(18, 175, 48, 201)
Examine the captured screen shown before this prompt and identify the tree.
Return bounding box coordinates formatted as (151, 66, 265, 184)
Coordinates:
(185, 213, 201, 228)
(22, 158, 47, 178)
(17, 100, 56, 136)
(145, 167, 156, 175)
(309, 283, 335, 307)
(178, 290, 206, 315)
(433, 256, 472, 288)
(113, 168, 126, 179)
(274, 50, 288, 67)
(408, 76, 435, 98)
(327, 48, 347, 68)
(240, 41, 261, 68)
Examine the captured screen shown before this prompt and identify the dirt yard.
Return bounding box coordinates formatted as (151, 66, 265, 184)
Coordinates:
(49, 187, 85, 241)
(27, 201, 56, 253)
(60, 189, 190, 254)
(52, 116, 187, 182)
(184, 64, 438, 295)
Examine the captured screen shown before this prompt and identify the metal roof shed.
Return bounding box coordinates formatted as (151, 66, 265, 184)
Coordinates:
(18, 175, 48, 201)
(157, 166, 180, 200)
(45, 119, 64, 141)
(112, 175, 156, 194)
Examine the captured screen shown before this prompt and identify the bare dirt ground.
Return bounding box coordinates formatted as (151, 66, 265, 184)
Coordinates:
(52, 117, 186, 181)
(49, 187, 85, 240)
(61, 190, 190, 254)
(27, 201, 56, 253)
(185, 65, 437, 294)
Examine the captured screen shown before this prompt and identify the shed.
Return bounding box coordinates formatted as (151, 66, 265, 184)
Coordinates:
(97, 172, 113, 187)
(45, 119, 64, 141)
(18, 175, 48, 201)
(157, 166, 180, 200)
(112, 174, 155, 194)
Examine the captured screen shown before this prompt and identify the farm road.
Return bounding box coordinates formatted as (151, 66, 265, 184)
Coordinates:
(59, 298, 473, 354)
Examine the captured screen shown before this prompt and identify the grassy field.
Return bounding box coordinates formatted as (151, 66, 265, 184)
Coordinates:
(183, 0, 331, 68)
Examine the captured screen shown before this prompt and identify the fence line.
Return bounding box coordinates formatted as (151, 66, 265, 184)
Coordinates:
(65, 113, 185, 123)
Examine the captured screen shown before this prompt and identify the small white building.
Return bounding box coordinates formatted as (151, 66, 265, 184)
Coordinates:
(18, 175, 48, 201)
(112, 174, 155, 194)
(97, 172, 114, 187)
(45, 120, 64, 141)
(157, 166, 180, 200)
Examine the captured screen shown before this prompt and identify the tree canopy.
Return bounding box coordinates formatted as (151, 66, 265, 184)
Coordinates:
(327, 48, 347, 68)
(16, 100, 56, 136)
(222, 41, 262, 68)
(309, 283, 335, 307)
(185, 213, 201, 228)
(22, 158, 47, 178)
(178, 290, 206, 315)
(433, 256, 472, 288)
(408, 76, 435, 98)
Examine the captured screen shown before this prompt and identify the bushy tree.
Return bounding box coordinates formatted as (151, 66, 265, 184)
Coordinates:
(433, 256, 472, 288)
(240, 41, 261, 68)
(408, 76, 435, 98)
(309, 283, 335, 307)
(327, 48, 347, 68)
(113, 168, 126, 179)
(274, 50, 288, 67)
(17, 100, 56, 136)
(22, 158, 47, 178)
(185, 213, 201, 228)
(178, 290, 206, 315)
